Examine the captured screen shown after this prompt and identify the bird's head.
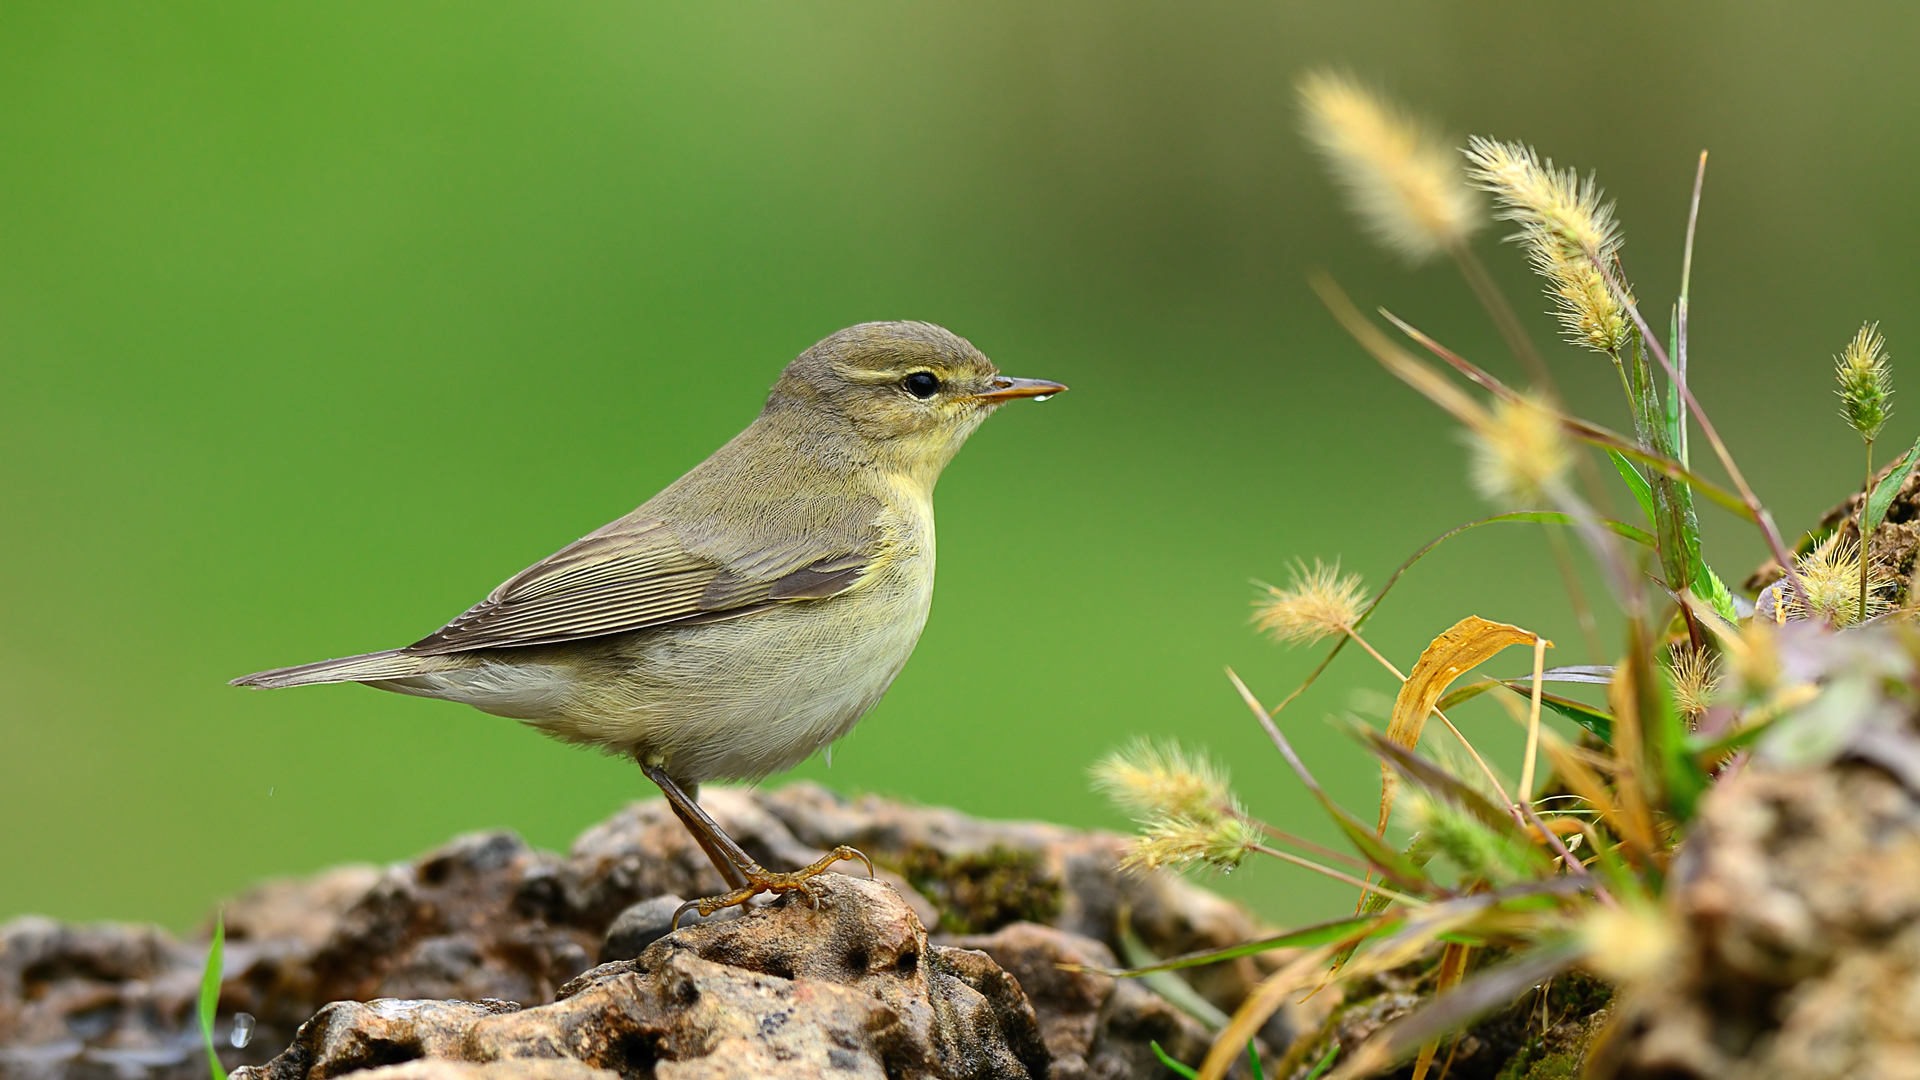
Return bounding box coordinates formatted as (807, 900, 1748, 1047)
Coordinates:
(767, 321, 1065, 481)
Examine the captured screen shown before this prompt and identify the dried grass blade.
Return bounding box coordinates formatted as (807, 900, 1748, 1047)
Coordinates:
(1410, 942, 1474, 1080)
(1326, 945, 1581, 1080)
(1380, 617, 1541, 832)
(1196, 943, 1345, 1080)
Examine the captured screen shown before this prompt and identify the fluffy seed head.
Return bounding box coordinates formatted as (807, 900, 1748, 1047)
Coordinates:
(1464, 138, 1632, 354)
(1835, 322, 1892, 441)
(1783, 533, 1895, 627)
(1121, 812, 1260, 874)
(1726, 618, 1782, 701)
(1299, 71, 1481, 264)
(1666, 647, 1721, 720)
(1467, 392, 1571, 506)
(1254, 559, 1367, 646)
(1400, 791, 1530, 884)
(1580, 902, 1679, 986)
(1091, 738, 1231, 822)
(1464, 138, 1621, 261)
(1535, 244, 1631, 354)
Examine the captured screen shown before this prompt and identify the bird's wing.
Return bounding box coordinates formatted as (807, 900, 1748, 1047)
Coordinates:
(402, 508, 878, 655)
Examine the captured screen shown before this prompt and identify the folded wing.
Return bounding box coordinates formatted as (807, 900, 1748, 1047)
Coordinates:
(404, 511, 875, 655)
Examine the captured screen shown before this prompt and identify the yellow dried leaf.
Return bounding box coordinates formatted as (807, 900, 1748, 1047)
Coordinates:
(1379, 616, 1544, 833)
(1411, 942, 1473, 1080)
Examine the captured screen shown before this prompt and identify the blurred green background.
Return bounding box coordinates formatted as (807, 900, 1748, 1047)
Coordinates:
(5, 1, 1917, 930)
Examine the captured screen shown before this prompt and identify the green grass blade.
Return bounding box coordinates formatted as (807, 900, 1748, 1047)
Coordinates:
(199, 911, 227, 1080)
(1607, 449, 1657, 526)
(1867, 436, 1920, 532)
(1303, 1043, 1340, 1080)
(1497, 683, 1614, 742)
(1117, 923, 1231, 1028)
(1689, 555, 1740, 625)
(1073, 912, 1398, 978)
(1150, 1041, 1201, 1079)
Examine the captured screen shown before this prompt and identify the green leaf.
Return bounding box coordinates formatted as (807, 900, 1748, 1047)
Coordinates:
(1689, 555, 1740, 625)
(1609, 449, 1657, 525)
(1687, 714, 1776, 762)
(1303, 1043, 1340, 1080)
(1246, 1040, 1265, 1080)
(1117, 923, 1230, 1028)
(199, 912, 227, 1080)
(1077, 913, 1397, 978)
(1150, 1041, 1201, 1080)
(1497, 683, 1614, 743)
(1867, 435, 1920, 533)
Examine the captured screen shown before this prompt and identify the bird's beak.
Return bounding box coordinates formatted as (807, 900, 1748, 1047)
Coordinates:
(971, 376, 1068, 403)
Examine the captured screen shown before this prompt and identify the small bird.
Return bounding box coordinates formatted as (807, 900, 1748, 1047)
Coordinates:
(234, 321, 1064, 917)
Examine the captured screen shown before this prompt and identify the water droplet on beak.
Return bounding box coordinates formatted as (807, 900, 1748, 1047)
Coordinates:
(230, 1012, 255, 1048)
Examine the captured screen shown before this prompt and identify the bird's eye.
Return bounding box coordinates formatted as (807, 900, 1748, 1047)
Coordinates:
(903, 371, 941, 399)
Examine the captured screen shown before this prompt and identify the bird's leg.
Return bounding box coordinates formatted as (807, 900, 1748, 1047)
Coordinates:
(667, 786, 751, 892)
(638, 760, 872, 925)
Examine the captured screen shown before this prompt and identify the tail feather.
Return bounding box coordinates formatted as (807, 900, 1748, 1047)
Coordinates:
(231, 649, 427, 689)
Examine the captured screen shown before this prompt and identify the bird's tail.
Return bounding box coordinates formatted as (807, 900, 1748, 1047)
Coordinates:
(231, 649, 429, 689)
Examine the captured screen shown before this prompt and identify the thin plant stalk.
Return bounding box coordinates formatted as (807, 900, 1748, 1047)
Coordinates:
(1252, 844, 1428, 907)
(1339, 625, 1515, 806)
(1542, 525, 1603, 659)
(1590, 257, 1811, 604)
(1448, 240, 1557, 399)
(1260, 824, 1372, 871)
(1264, 511, 1586, 721)
(1676, 152, 1706, 469)
(1447, 245, 1619, 518)
(1862, 437, 1875, 623)
(1517, 636, 1547, 803)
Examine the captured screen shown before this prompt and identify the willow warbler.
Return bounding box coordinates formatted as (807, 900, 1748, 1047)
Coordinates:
(234, 321, 1064, 915)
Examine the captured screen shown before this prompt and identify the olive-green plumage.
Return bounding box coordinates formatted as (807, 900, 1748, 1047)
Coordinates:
(234, 321, 1064, 790)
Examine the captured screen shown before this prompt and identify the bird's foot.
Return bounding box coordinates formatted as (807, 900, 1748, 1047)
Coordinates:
(672, 845, 873, 927)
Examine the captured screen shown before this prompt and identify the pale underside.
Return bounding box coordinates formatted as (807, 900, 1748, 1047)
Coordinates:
(371, 538, 934, 785)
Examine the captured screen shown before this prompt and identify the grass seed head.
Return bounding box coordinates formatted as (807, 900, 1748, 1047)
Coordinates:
(1783, 533, 1895, 627)
(1727, 618, 1782, 701)
(1299, 71, 1482, 264)
(1254, 559, 1368, 646)
(1467, 392, 1571, 506)
(1121, 811, 1259, 874)
(1464, 138, 1632, 354)
(1580, 902, 1679, 986)
(1091, 738, 1232, 822)
(1400, 790, 1532, 885)
(1667, 646, 1722, 719)
(1835, 321, 1892, 442)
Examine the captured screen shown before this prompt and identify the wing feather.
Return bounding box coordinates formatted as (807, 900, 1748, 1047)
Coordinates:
(403, 510, 876, 655)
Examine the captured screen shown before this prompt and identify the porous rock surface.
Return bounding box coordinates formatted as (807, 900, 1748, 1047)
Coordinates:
(1595, 763, 1920, 1080)
(237, 876, 1049, 1080)
(2, 783, 1252, 1080)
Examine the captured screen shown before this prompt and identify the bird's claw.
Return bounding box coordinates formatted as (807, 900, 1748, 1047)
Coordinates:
(671, 845, 873, 928)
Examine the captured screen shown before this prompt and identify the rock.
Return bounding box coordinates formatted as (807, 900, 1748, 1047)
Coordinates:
(1594, 763, 1920, 1080)
(3, 783, 1267, 1079)
(348, 1061, 617, 1080)
(946, 922, 1213, 1080)
(599, 897, 739, 963)
(234, 877, 1049, 1080)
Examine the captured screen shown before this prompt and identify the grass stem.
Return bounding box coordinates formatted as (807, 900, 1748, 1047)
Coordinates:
(1591, 257, 1811, 606)
(1252, 844, 1427, 907)
(1518, 636, 1546, 803)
